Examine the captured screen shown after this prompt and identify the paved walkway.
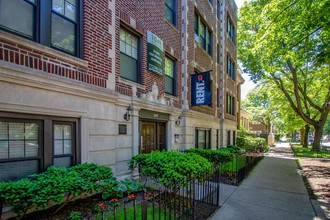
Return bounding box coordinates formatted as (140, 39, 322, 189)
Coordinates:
(211, 143, 319, 220)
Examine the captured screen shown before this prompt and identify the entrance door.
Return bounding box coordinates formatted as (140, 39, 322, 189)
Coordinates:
(141, 122, 155, 154)
(140, 122, 166, 154)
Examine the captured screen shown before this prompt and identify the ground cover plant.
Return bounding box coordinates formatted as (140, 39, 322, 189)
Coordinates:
(292, 144, 330, 159)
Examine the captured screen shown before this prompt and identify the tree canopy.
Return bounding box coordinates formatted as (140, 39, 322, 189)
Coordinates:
(238, 0, 330, 150)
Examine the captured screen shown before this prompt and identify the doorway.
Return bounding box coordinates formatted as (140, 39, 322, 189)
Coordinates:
(140, 121, 166, 154)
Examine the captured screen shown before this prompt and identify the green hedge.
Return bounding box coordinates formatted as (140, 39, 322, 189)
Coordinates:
(129, 151, 212, 186)
(185, 148, 232, 165)
(0, 163, 113, 216)
(236, 136, 267, 153)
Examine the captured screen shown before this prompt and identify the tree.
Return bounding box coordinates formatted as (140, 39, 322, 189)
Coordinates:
(238, 0, 330, 150)
(242, 82, 307, 142)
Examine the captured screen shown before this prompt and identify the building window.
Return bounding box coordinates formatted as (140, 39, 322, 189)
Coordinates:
(0, 115, 79, 181)
(227, 16, 235, 44)
(0, 0, 82, 57)
(53, 122, 75, 168)
(217, 88, 220, 107)
(165, 56, 176, 95)
(227, 56, 235, 80)
(120, 28, 140, 83)
(196, 129, 211, 149)
(233, 131, 236, 145)
(216, 129, 219, 149)
(165, 0, 176, 26)
(226, 94, 235, 115)
(217, 1, 220, 20)
(217, 44, 220, 64)
(194, 12, 212, 56)
(227, 130, 231, 146)
(207, 29, 212, 55)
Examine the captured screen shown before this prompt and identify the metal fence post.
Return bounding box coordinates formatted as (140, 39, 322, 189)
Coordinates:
(217, 166, 221, 207)
(142, 190, 147, 220)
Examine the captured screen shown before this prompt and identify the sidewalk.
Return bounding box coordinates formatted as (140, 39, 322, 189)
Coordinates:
(211, 143, 318, 220)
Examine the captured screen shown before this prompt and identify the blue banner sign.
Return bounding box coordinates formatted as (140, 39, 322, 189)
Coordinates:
(191, 71, 211, 106)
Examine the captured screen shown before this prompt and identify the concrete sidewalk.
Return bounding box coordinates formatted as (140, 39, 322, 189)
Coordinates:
(211, 143, 318, 220)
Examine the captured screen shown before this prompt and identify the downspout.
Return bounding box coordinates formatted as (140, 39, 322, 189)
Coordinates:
(181, 0, 189, 150)
(220, 0, 226, 147)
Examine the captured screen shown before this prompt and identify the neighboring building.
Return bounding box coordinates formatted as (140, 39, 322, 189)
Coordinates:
(240, 109, 251, 131)
(0, 0, 239, 181)
(249, 121, 269, 134)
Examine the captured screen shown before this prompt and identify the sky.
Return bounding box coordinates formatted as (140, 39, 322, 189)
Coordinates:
(235, 0, 256, 100)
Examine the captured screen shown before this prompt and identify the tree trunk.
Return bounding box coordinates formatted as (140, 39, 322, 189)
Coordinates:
(312, 124, 325, 151)
(300, 127, 305, 145)
(303, 125, 309, 148)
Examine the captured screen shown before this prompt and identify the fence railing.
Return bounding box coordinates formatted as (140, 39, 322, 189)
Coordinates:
(98, 167, 221, 220)
(221, 154, 264, 185)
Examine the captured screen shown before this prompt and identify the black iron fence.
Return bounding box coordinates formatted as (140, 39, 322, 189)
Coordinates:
(221, 154, 264, 185)
(97, 167, 221, 220)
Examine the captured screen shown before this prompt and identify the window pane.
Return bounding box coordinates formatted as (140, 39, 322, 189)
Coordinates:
(25, 123, 38, 139)
(198, 130, 206, 149)
(132, 48, 138, 59)
(125, 44, 132, 57)
(120, 40, 126, 53)
(126, 34, 132, 46)
(0, 160, 39, 181)
(25, 140, 39, 157)
(165, 75, 174, 94)
(64, 125, 72, 139)
(0, 0, 34, 38)
(9, 141, 24, 158)
(54, 124, 63, 139)
(54, 157, 71, 168)
(52, 0, 64, 14)
(9, 123, 24, 139)
(54, 140, 63, 155)
(65, 0, 76, 21)
(131, 38, 138, 48)
(165, 0, 174, 8)
(120, 29, 126, 41)
(52, 0, 76, 21)
(0, 122, 8, 139)
(165, 7, 173, 24)
(165, 57, 174, 77)
(120, 53, 138, 82)
(51, 13, 76, 54)
(0, 141, 8, 159)
(64, 140, 71, 154)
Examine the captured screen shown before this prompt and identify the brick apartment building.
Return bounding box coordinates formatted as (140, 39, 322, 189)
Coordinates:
(0, 0, 240, 181)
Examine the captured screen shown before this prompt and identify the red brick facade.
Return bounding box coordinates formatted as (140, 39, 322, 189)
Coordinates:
(115, 1, 182, 108)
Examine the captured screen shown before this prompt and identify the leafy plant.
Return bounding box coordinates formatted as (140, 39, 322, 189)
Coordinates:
(0, 163, 114, 217)
(100, 178, 143, 200)
(129, 151, 212, 186)
(236, 136, 267, 153)
(186, 148, 232, 165)
(69, 211, 82, 220)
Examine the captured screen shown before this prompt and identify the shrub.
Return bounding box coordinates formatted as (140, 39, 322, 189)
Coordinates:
(186, 148, 232, 165)
(129, 151, 212, 186)
(0, 163, 113, 217)
(226, 145, 246, 154)
(236, 136, 267, 153)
